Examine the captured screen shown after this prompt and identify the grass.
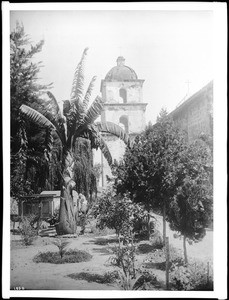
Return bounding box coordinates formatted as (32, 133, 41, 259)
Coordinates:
(33, 249, 92, 264)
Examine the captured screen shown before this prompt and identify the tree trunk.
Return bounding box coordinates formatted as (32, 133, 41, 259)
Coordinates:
(56, 151, 77, 235)
(163, 200, 166, 246)
(183, 234, 188, 264)
(56, 186, 77, 235)
(146, 203, 151, 240)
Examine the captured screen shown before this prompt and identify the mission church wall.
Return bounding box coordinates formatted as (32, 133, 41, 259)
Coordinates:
(170, 81, 213, 141)
(95, 56, 147, 187)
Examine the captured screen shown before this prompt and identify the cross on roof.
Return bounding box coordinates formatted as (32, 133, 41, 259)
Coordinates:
(185, 80, 191, 95)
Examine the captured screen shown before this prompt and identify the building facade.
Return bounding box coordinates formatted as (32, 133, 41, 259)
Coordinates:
(170, 81, 213, 141)
(99, 56, 147, 186)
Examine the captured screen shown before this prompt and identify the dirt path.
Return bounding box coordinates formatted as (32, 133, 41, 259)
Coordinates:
(10, 234, 120, 290)
(10, 224, 213, 290)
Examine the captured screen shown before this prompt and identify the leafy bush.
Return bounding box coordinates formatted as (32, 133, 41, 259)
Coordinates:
(93, 186, 149, 239)
(52, 238, 70, 259)
(20, 214, 37, 245)
(170, 260, 213, 291)
(132, 270, 160, 290)
(107, 235, 160, 290)
(109, 243, 136, 278)
(143, 245, 184, 271)
(33, 249, 92, 264)
(149, 230, 163, 248)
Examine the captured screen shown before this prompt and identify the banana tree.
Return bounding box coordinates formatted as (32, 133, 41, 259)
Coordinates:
(20, 48, 130, 235)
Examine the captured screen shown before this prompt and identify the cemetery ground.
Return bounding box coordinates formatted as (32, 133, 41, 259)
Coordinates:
(10, 214, 213, 291)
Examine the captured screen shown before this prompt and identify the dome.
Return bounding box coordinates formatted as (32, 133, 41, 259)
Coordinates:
(105, 56, 138, 81)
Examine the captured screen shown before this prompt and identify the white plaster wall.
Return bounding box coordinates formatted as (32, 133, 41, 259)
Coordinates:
(104, 81, 143, 104)
(104, 107, 145, 133)
(94, 138, 127, 187)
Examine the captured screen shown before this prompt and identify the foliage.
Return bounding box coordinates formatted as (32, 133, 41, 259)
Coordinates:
(20, 214, 37, 245)
(92, 163, 102, 183)
(137, 238, 163, 255)
(72, 138, 97, 202)
(168, 139, 213, 262)
(67, 271, 119, 284)
(113, 108, 213, 258)
(149, 230, 164, 248)
(143, 244, 184, 271)
(52, 238, 70, 259)
(10, 22, 58, 197)
(93, 186, 148, 238)
(19, 47, 130, 235)
(170, 260, 213, 291)
(109, 243, 136, 279)
(33, 249, 92, 264)
(47, 211, 59, 226)
(108, 238, 160, 290)
(113, 110, 187, 221)
(10, 22, 51, 146)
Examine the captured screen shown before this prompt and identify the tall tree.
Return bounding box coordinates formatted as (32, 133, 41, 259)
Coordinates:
(10, 22, 53, 198)
(20, 48, 130, 235)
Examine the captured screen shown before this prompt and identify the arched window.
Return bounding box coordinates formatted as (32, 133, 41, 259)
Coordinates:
(119, 88, 127, 103)
(119, 115, 129, 133)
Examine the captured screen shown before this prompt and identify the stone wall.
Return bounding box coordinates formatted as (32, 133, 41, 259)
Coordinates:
(170, 81, 213, 141)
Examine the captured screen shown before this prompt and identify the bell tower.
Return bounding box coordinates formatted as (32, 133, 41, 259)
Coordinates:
(99, 56, 147, 186)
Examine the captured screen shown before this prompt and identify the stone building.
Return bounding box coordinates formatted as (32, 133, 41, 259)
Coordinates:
(98, 56, 147, 186)
(170, 81, 213, 141)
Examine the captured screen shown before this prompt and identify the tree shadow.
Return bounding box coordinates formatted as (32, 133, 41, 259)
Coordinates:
(83, 237, 119, 246)
(91, 247, 114, 256)
(67, 271, 118, 285)
(143, 261, 167, 271)
(137, 243, 163, 254)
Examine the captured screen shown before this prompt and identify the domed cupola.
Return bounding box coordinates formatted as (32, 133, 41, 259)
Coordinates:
(105, 56, 138, 82)
(99, 55, 147, 187)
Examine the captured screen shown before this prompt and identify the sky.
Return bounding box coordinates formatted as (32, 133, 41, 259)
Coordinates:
(10, 8, 214, 124)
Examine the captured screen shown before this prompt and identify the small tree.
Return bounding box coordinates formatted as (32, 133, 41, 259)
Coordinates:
(113, 109, 187, 241)
(93, 186, 148, 243)
(52, 239, 70, 259)
(168, 139, 213, 264)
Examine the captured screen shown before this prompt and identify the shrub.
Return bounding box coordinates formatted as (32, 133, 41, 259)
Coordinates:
(20, 214, 37, 245)
(108, 235, 160, 290)
(132, 270, 160, 290)
(93, 186, 149, 239)
(143, 245, 184, 271)
(33, 250, 92, 264)
(149, 230, 163, 248)
(109, 243, 136, 279)
(52, 238, 70, 259)
(33, 249, 92, 264)
(170, 260, 213, 291)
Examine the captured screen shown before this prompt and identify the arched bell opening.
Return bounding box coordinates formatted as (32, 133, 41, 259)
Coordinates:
(119, 88, 127, 103)
(119, 115, 129, 133)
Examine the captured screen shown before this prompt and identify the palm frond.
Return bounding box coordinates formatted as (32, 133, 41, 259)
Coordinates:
(83, 96, 104, 126)
(44, 127, 53, 154)
(98, 135, 113, 166)
(46, 91, 62, 117)
(96, 121, 130, 146)
(82, 76, 97, 113)
(70, 47, 88, 106)
(20, 104, 56, 130)
(20, 104, 66, 146)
